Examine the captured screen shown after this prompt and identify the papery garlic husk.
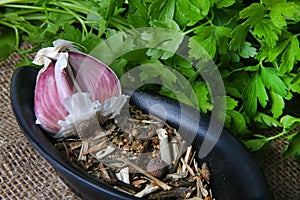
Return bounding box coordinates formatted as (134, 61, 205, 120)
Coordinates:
(34, 39, 128, 139)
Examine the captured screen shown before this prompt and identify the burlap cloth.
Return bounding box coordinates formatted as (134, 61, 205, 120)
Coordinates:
(0, 44, 299, 200)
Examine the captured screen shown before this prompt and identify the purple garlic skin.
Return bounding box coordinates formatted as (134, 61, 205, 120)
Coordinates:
(34, 62, 68, 132)
(68, 52, 121, 103)
(33, 39, 127, 139)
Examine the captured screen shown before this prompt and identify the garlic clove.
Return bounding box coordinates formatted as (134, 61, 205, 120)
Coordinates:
(68, 52, 121, 103)
(54, 52, 74, 103)
(33, 39, 126, 139)
(34, 61, 68, 133)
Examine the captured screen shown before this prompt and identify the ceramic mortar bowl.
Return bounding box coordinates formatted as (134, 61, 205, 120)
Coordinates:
(10, 66, 271, 200)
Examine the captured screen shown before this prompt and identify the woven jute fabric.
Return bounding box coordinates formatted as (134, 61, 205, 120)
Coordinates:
(0, 44, 80, 200)
(0, 44, 299, 200)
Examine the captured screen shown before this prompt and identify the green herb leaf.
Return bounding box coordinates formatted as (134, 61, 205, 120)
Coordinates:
(270, 90, 285, 119)
(257, 35, 292, 62)
(191, 26, 217, 58)
(176, 0, 210, 26)
(254, 112, 281, 127)
(58, 24, 82, 44)
(193, 81, 212, 113)
(226, 96, 238, 110)
(191, 25, 232, 59)
(260, 66, 287, 97)
(240, 3, 266, 27)
(214, 0, 236, 9)
(0, 27, 16, 61)
(280, 115, 300, 131)
(149, 0, 176, 20)
(279, 36, 300, 74)
(283, 131, 300, 162)
(264, 0, 300, 28)
(127, 0, 149, 28)
(227, 110, 249, 135)
(243, 72, 269, 116)
(230, 24, 249, 52)
(253, 19, 281, 48)
(239, 42, 257, 58)
(243, 138, 269, 152)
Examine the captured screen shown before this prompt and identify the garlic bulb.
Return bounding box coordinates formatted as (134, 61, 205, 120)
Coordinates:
(33, 39, 127, 139)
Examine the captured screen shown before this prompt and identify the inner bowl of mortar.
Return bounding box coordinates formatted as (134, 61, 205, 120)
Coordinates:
(10, 66, 271, 200)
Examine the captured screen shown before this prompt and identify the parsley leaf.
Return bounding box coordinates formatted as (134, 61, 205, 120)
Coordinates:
(149, 0, 176, 20)
(280, 115, 300, 131)
(176, 0, 210, 26)
(191, 25, 232, 59)
(279, 36, 300, 74)
(253, 19, 281, 48)
(270, 90, 285, 119)
(243, 137, 270, 152)
(240, 3, 266, 26)
(239, 42, 257, 58)
(0, 27, 16, 61)
(283, 132, 300, 162)
(260, 66, 287, 97)
(194, 81, 212, 113)
(214, 0, 236, 9)
(254, 112, 281, 127)
(243, 72, 268, 116)
(230, 24, 249, 52)
(263, 0, 300, 28)
(127, 0, 149, 28)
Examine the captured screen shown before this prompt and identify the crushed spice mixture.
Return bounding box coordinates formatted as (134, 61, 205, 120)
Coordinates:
(55, 106, 214, 200)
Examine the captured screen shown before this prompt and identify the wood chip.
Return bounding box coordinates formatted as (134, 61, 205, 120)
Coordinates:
(166, 171, 188, 179)
(78, 141, 89, 161)
(201, 162, 211, 183)
(86, 140, 107, 155)
(95, 145, 115, 160)
(134, 184, 160, 198)
(99, 163, 111, 180)
(182, 145, 192, 172)
(68, 141, 82, 150)
(181, 157, 209, 197)
(157, 128, 171, 165)
(116, 167, 130, 184)
(120, 156, 172, 191)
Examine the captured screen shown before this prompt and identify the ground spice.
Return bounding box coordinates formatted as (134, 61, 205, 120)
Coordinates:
(55, 106, 215, 199)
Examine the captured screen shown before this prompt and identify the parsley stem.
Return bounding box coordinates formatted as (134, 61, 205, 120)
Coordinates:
(57, 1, 100, 17)
(110, 16, 131, 29)
(272, 61, 279, 70)
(0, 21, 19, 48)
(183, 21, 211, 35)
(0, 20, 30, 34)
(50, 1, 89, 39)
(267, 130, 288, 141)
(249, 30, 262, 46)
(0, 9, 39, 17)
(0, 0, 36, 5)
(108, 16, 131, 31)
(3, 4, 68, 14)
(0, 14, 46, 21)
